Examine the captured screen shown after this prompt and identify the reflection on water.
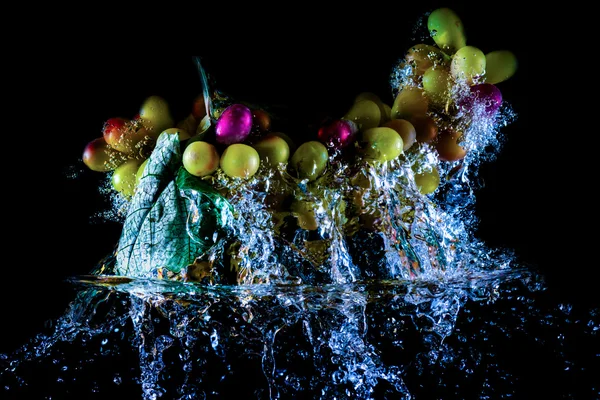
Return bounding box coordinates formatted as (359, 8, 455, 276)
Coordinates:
(1, 269, 598, 399)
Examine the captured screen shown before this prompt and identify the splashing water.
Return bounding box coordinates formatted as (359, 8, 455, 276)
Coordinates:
(2, 48, 599, 399)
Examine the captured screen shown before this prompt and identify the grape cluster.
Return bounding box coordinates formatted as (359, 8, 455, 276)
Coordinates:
(82, 7, 516, 202)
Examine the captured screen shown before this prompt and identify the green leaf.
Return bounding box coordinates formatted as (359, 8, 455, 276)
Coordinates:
(114, 133, 232, 277)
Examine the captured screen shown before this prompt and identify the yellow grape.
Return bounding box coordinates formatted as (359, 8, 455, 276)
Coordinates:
(112, 159, 144, 198)
(344, 99, 381, 131)
(362, 127, 404, 162)
(391, 87, 429, 121)
(139, 95, 175, 139)
(252, 134, 290, 167)
(427, 8, 466, 54)
(289, 141, 329, 181)
(413, 165, 440, 194)
(220, 143, 260, 179)
(422, 66, 452, 106)
(354, 92, 390, 125)
(405, 44, 448, 75)
(183, 141, 220, 177)
(485, 50, 517, 84)
(451, 46, 486, 85)
(383, 119, 417, 151)
(290, 200, 319, 231)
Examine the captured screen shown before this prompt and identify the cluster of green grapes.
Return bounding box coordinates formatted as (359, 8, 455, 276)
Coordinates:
(389, 7, 517, 192)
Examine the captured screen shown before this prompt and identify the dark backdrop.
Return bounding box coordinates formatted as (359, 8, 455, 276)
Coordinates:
(4, 2, 590, 359)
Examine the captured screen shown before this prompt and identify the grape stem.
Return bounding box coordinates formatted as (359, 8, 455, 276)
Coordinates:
(194, 56, 213, 121)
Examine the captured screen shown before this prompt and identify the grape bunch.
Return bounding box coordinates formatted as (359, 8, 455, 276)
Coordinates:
(81, 6, 516, 204)
(82, 94, 200, 197)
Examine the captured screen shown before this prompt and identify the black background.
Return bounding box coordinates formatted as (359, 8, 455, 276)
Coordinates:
(3, 2, 592, 360)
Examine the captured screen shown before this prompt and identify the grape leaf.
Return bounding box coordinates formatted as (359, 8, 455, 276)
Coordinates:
(114, 133, 232, 277)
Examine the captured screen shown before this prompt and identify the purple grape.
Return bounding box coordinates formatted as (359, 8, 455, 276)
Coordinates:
(215, 104, 253, 145)
(469, 83, 502, 115)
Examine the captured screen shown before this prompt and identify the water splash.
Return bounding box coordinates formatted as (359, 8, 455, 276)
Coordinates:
(5, 19, 597, 399)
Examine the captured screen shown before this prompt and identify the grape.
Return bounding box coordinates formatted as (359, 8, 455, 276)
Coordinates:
(252, 134, 290, 167)
(413, 165, 440, 194)
(252, 109, 271, 133)
(409, 116, 438, 143)
(391, 87, 428, 121)
(427, 7, 466, 54)
(344, 99, 381, 131)
(183, 141, 220, 177)
(289, 141, 329, 181)
(451, 46, 486, 85)
(422, 66, 453, 106)
(354, 92, 390, 124)
(215, 104, 253, 145)
(468, 83, 503, 115)
(435, 129, 466, 161)
(139, 95, 175, 139)
(383, 119, 417, 151)
(382, 103, 392, 124)
(361, 127, 404, 162)
(485, 50, 517, 84)
(176, 113, 199, 136)
(405, 44, 448, 75)
(318, 119, 357, 149)
(220, 143, 260, 179)
(82, 137, 123, 172)
(136, 158, 149, 185)
(162, 127, 192, 141)
(290, 200, 318, 231)
(112, 159, 143, 198)
(270, 131, 297, 154)
(103, 118, 148, 154)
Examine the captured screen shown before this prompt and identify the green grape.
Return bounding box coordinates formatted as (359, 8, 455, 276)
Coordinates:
(485, 50, 517, 84)
(381, 103, 392, 124)
(135, 158, 149, 185)
(112, 159, 143, 198)
(344, 99, 381, 131)
(252, 134, 290, 167)
(220, 143, 260, 179)
(362, 127, 404, 162)
(451, 46, 486, 85)
(354, 92, 390, 124)
(289, 141, 329, 181)
(405, 44, 448, 75)
(413, 165, 440, 194)
(391, 87, 429, 120)
(427, 7, 467, 54)
(290, 200, 318, 231)
(269, 131, 297, 154)
(383, 119, 417, 151)
(422, 66, 452, 106)
(183, 141, 220, 177)
(139, 95, 175, 139)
